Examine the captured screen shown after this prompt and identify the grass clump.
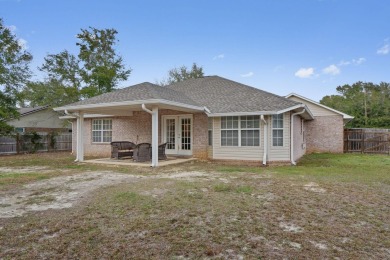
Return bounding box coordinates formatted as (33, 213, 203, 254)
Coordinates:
(213, 183, 233, 192)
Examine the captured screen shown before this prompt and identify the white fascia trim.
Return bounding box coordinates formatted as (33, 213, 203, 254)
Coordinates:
(207, 111, 275, 117)
(276, 104, 314, 119)
(207, 105, 314, 119)
(286, 93, 354, 119)
(54, 99, 205, 112)
(59, 114, 115, 119)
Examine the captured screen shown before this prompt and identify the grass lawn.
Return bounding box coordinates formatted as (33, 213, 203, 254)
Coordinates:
(0, 152, 389, 259)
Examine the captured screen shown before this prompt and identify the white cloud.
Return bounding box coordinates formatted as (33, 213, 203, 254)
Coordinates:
(352, 57, 366, 65)
(213, 54, 225, 60)
(338, 57, 366, 66)
(294, 67, 314, 78)
(377, 44, 389, 55)
(17, 38, 28, 50)
(241, 71, 254, 77)
(322, 64, 340, 75)
(338, 60, 351, 66)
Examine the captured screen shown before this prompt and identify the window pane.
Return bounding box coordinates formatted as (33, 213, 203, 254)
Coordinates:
(232, 117, 239, 128)
(241, 130, 259, 146)
(103, 131, 112, 142)
(273, 129, 283, 146)
(92, 131, 101, 142)
(221, 130, 238, 146)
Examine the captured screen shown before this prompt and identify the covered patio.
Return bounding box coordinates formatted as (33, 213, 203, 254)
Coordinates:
(54, 83, 209, 167)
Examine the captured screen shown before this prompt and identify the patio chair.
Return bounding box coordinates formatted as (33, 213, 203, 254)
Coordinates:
(133, 143, 151, 162)
(158, 142, 167, 160)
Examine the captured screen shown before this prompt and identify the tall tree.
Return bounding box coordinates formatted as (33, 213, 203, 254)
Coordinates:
(21, 50, 81, 107)
(0, 18, 32, 133)
(320, 81, 390, 128)
(77, 27, 131, 98)
(158, 63, 204, 86)
(21, 27, 131, 106)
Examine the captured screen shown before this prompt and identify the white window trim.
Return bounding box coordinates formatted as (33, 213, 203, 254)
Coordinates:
(220, 116, 261, 147)
(92, 119, 112, 143)
(271, 114, 284, 147)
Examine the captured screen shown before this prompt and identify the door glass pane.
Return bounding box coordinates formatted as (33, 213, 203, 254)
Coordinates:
(181, 118, 191, 150)
(166, 119, 175, 149)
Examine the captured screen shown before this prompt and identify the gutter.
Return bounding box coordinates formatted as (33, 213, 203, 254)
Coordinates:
(291, 109, 306, 166)
(261, 115, 267, 166)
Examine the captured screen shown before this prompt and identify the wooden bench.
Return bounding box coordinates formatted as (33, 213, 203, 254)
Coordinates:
(110, 141, 136, 159)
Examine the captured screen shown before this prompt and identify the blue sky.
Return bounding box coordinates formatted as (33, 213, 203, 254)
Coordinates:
(2, 0, 390, 101)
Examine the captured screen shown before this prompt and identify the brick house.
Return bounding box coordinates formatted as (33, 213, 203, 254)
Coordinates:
(54, 76, 353, 167)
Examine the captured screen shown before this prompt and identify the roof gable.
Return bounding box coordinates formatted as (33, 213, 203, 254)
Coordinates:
(286, 93, 353, 119)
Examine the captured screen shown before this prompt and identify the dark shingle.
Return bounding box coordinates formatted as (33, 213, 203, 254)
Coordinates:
(65, 82, 201, 107)
(61, 77, 300, 113)
(166, 76, 300, 113)
(18, 105, 49, 116)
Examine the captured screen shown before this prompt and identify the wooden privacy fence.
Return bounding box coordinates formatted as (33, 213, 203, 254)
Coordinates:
(344, 128, 390, 155)
(0, 133, 72, 155)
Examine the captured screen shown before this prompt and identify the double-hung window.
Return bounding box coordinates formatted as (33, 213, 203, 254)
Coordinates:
(272, 114, 283, 146)
(221, 116, 260, 146)
(241, 116, 260, 146)
(92, 119, 112, 143)
(221, 116, 239, 146)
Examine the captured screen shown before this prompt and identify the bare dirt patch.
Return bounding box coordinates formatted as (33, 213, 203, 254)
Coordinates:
(0, 170, 220, 218)
(0, 171, 141, 218)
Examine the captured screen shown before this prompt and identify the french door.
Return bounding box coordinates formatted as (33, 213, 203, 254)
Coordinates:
(162, 115, 192, 156)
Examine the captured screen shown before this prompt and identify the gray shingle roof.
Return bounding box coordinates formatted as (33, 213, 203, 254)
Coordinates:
(60, 76, 300, 113)
(18, 105, 49, 116)
(167, 76, 300, 113)
(65, 82, 201, 107)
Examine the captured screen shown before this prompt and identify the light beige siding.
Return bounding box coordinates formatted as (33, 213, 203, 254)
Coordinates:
(268, 112, 291, 161)
(288, 96, 339, 117)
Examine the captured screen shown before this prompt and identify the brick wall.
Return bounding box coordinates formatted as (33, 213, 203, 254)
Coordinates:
(72, 109, 208, 158)
(305, 115, 344, 153)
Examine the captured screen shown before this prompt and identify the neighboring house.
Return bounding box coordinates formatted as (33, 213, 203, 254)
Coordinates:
(286, 93, 354, 153)
(8, 105, 71, 134)
(54, 76, 353, 167)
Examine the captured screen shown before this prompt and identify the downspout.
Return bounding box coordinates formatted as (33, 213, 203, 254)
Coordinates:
(141, 104, 152, 114)
(261, 115, 267, 166)
(291, 109, 306, 166)
(65, 110, 80, 162)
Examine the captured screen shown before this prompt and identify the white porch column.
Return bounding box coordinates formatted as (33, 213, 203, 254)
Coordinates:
(76, 112, 84, 162)
(151, 107, 159, 167)
(79, 112, 84, 162)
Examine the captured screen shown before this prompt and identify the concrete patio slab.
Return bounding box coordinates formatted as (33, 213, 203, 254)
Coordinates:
(83, 157, 197, 167)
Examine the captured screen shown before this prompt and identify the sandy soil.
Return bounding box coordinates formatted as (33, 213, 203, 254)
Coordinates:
(0, 168, 215, 218)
